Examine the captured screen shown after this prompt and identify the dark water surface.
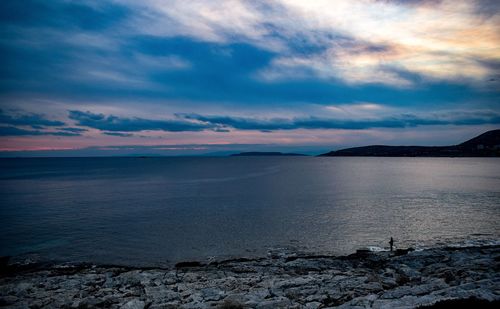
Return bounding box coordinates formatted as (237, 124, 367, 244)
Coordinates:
(1, 157, 499, 266)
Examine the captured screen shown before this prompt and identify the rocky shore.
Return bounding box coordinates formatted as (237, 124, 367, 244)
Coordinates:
(1, 245, 499, 308)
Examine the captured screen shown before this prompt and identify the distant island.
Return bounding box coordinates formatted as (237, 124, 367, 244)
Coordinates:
(231, 152, 308, 157)
(320, 129, 500, 157)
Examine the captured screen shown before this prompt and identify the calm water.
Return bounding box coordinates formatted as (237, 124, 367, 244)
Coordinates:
(0, 157, 499, 266)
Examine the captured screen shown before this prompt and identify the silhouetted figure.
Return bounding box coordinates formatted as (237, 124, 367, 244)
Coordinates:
(389, 237, 394, 252)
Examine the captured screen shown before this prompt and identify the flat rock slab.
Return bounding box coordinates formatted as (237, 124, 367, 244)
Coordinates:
(0, 246, 499, 308)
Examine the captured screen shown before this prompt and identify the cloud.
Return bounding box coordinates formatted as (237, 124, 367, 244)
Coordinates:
(59, 127, 88, 133)
(374, 0, 443, 7)
(118, 0, 279, 49)
(6, 0, 495, 91)
(275, 0, 498, 85)
(0, 0, 129, 31)
(0, 126, 81, 136)
(0, 109, 65, 127)
(102, 131, 133, 137)
(114, 0, 500, 87)
(1, 0, 498, 108)
(68, 110, 213, 132)
(67, 109, 500, 134)
(184, 111, 500, 131)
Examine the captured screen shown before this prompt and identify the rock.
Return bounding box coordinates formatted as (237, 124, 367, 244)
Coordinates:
(398, 264, 421, 281)
(360, 281, 383, 292)
(395, 272, 410, 285)
(349, 249, 372, 259)
(103, 277, 114, 288)
(340, 294, 378, 308)
(120, 299, 146, 309)
(0, 245, 498, 309)
(144, 285, 178, 302)
(380, 276, 397, 289)
(184, 300, 209, 309)
(256, 296, 293, 308)
(394, 248, 414, 256)
(163, 273, 178, 285)
(217, 299, 244, 309)
(252, 288, 272, 299)
(275, 277, 315, 289)
(439, 269, 457, 283)
(149, 302, 181, 309)
(0, 295, 18, 305)
(305, 301, 322, 308)
(0, 256, 10, 275)
(79, 296, 105, 308)
(175, 261, 204, 269)
(381, 279, 449, 299)
(200, 287, 225, 301)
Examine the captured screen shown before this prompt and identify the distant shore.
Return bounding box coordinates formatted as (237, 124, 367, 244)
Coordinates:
(1, 244, 498, 308)
(319, 129, 500, 157)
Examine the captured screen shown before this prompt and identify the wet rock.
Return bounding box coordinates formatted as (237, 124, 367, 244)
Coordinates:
(394, 248, 414, 256)
(0, 256, 10, 275)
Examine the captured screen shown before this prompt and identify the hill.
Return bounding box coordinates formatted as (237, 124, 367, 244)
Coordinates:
(231, 152, 308, 157)
(319, 129, 500, 157)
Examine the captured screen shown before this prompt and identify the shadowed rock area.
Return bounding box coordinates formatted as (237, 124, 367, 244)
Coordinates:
(0, 245, 498, 308)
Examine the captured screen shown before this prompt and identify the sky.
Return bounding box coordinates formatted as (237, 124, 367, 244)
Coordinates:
(0, 0, 499, 156)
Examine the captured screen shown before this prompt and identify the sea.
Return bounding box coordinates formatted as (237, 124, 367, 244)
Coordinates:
(0, 157, 499, 267)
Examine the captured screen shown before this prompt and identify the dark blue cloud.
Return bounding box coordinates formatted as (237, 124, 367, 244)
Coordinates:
(0, 109, 65, 127)
(472, 0, 500, 17)
(67, 110, 500, 133)
(68, 110, 213, 132)
(102, 132, 133, 137)
(59, 127, 88, 133)
(0, 0, 128, 30)
(132, 37, 499, 107)
(184, 112, 500, 131)
(0, 126, 81, 136)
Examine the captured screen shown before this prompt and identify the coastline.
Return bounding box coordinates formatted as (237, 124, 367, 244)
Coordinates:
(1, 245, 498, 308)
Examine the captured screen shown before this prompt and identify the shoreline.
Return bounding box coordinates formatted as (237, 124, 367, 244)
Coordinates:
(1, 245, 499, 308)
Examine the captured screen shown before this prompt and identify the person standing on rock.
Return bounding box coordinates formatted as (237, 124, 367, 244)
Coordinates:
(389, 237, 394, 252)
